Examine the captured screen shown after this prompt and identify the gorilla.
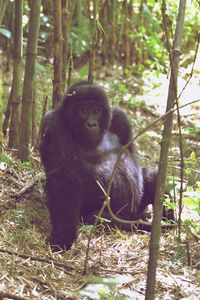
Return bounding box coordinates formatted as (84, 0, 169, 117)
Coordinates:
(39, 81, 158, 251)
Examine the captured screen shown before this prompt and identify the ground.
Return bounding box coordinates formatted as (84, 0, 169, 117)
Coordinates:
(0, 61, 200, 299)
(0, 164, 199, 300)
(0, 105, 199, 299)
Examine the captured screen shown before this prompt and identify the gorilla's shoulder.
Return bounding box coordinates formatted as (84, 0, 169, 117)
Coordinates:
(41, 110, 60, 135)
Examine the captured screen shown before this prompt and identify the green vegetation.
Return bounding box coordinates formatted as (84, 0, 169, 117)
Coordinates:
(0, 1, 199, 299)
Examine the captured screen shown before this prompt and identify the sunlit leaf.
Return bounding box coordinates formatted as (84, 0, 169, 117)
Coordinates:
(0, 27, 11, 38)
(0, 153, 13, 165)
(190, 151, 196, 161)
(183, 197, 199, 208)
(164, 200, 176, 210)
(79, 65, 89, 79)
(79, 224, 93, 231)
(97, 216, 111, 223)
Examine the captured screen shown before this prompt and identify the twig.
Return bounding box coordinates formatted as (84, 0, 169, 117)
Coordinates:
(83, 99, 200, 239)
(11, 173, 44, 197)
(83, 182, 108, 274)
(100, 268, 144, 275)
(104, 98, 200, 226)
(0, 292, 30, 300)
(185, 241, 191, 266)
(0, 248, 73, 274)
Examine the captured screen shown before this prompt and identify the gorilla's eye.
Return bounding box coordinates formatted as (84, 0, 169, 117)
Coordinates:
(80, 106, 89, 115)
(92, 107, 101, 115)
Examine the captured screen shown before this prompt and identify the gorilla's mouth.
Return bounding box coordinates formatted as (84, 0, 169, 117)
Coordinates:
(82, 128, 102, 147)
(87, 127, 100, 137)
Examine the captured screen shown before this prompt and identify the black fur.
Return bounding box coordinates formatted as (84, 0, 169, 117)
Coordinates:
(40, 81, 157, 251)
(110, 106, 133, 153)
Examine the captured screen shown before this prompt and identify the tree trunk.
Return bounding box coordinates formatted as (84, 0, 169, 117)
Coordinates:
(88, 0, 99, 82)
(65, 1, 75, 88)
(145, 1, 187, 299)
(62, 0, 68, 92)
(0, 0, 9, 154)
(52, 0, 63, 107)
(0, 0, 8, 24)
(0, 72, 2, 154)
(8, 0, 23, 149)
(123, 0, 131, 75)
(31, 81, 38, 148)
(18, 0, 41, 161)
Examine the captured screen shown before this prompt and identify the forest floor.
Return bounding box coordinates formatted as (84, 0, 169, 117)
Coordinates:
(0, 159, 199, 300)
(0, 63, 200, 299)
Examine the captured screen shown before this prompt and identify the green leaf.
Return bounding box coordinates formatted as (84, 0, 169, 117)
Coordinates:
(185, 167, 193, 175)
(183, 197, 199, 208)
(79, 283, 110, 299)
(148, 0, 156, 6)
(98, 288, 108, 296)
(79, 224, 93, 231)
(19, 161, 32, 169)
(79, 65, 89, 79)
(36, 63, 50, 73)
(0, 153, 13, 165)
(164, 200, 176, 210)
(188, 127, 200, 134)
(193, 207, 200, 213)
(190, 151, 196, 161)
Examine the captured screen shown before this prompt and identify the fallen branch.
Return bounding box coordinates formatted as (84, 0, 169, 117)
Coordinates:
(11, 172, 44, 197)
(0, 248, 73, 274)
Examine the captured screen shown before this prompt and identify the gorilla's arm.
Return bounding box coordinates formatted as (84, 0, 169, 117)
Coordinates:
(110, 107, 133, 153)
(40, 110, 82, 251)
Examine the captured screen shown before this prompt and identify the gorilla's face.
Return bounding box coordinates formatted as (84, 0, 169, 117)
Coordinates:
(72, 101, 104, 148)
(61, 84, 111, 149)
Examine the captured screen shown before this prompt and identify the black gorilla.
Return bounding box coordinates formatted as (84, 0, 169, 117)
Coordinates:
(40, 81, 157, 251)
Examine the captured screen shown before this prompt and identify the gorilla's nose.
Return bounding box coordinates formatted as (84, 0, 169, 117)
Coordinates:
(86, 120, 98, 129)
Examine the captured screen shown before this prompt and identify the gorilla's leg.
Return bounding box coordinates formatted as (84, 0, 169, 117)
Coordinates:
(136, 167, 175, 223)
(46, 173, 82, 251)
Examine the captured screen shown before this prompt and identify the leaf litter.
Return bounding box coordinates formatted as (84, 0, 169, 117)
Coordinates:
(0, 155, 199, 300)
